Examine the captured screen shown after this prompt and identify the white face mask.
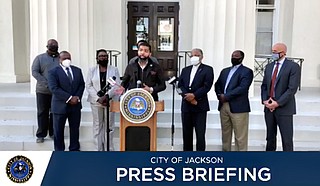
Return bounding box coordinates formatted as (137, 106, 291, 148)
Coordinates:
(190, 56, 200, 66)
(62, 59, 71, 68)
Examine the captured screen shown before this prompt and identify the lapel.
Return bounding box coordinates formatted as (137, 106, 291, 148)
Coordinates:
(58, 66, 70, 84)
(142, 59, 154, 78)
(190, 63, 203, 87)
(226, 65, 241, 89)
(223, 67, 232, 88)
(275, 59, 288, 85)
(93, 65, 101, 90)
(69, 66, 76, 85)
(224, 65, 242, 91)
(133, 63, 139, 81)
(185, 65, 193, 86)
(266, 62, 275, 87)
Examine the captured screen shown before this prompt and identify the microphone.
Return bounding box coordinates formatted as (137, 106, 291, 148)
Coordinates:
(168, 76, 178, 85)
(168, 76, 182, 95)
(137, 80, 142, 88)
(97, 76, 116, 97)
(107, 76, 117, 86)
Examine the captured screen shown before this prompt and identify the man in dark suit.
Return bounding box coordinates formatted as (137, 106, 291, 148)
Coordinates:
(178, 48, 214, 151)
(120, 42, 166, 101)
(261, 43, 301, 151)
(215, 50, 253, 151)
(48, 51, 85, 151)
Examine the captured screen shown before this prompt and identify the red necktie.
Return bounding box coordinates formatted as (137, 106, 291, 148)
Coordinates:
(269, 62, 279, 98)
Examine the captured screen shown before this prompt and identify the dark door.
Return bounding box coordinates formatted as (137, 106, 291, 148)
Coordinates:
(128, 2, 179, 80)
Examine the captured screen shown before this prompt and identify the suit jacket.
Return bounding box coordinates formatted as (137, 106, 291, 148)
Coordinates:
(261, 58, 300, 115)
(121, 58, 166, 101)
(178, 63, 214, 112)
(48, 65, 85, 114)
(215, 64, 253, 113)
(86, 65, 121, 104)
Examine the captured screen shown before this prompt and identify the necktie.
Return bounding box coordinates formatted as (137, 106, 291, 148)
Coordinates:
(66, 67, 73, 84)
(269, 62, 279, 98)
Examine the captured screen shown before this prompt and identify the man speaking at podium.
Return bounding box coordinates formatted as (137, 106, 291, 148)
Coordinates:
(118, 42, 166, 101)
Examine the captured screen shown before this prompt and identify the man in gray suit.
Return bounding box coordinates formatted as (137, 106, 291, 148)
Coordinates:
(261, 43, 301, 151)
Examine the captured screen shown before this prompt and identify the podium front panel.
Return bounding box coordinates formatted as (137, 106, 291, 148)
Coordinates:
(125, 126, 150, 151)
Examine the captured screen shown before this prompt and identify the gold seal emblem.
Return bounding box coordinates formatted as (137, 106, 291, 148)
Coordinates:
(120, 88, 155, 123)
(6, 155, 34, 183)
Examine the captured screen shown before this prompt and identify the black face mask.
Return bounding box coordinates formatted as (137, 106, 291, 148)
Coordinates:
(47, 45, 58, 53)
(98, 59, 108, 67)
(231, 58, 242, 66)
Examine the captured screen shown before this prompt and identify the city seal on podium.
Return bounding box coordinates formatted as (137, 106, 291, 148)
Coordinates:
(120, 88, 155, 123)
(6, 155, 34, 183)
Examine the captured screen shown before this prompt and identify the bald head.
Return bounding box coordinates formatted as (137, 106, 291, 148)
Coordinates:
(47, 39, 59, 53)
(272, 43, 287, 60)
(47, 39, 58, 46)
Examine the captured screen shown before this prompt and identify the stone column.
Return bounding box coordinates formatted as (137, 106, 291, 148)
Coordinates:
(0, 0, 30, 83)
(29, 0, 125, 92)
(192, 0, 256, 98)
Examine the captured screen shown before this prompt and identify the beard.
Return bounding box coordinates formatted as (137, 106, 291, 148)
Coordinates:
(138, 55, 149, 61)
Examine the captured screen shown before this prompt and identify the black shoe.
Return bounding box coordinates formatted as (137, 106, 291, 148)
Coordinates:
(49, 135, 54, 139)
(36, 137, 44, 143)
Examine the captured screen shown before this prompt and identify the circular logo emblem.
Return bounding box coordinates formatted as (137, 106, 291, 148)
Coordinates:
(6, 155, 34, 183)
(120, 88, 155, 123)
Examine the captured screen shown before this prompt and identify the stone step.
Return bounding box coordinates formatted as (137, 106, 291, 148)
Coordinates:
(1, 83, 320, 151)
(0, 136, 319, 151)
(1, 94, 320, 113)
(1, 106, 319, 128)
(1, 119, 320, 142)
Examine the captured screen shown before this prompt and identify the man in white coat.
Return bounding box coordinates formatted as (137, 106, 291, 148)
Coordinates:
(86, 49, 120, 151)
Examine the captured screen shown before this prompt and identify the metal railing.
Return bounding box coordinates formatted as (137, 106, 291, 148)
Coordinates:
(177, 51, 191, 77)
(106, 50, 121, 67)
(254, 55, 304, 90)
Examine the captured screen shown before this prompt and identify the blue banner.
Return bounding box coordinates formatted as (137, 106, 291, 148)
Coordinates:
(40, 152, 320, 186)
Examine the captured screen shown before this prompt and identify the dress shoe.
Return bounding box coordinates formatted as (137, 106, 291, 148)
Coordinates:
(36, 137, 44, 143)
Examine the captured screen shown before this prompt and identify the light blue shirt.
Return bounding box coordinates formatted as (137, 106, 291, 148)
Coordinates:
(224, 64, 241, 94)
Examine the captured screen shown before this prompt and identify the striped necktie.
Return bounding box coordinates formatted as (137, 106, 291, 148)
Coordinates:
(66, 67, 73, 84)
(269, 62, 279, 98)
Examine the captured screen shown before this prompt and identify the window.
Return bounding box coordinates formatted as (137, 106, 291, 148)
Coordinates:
(255, 0, 275, 55)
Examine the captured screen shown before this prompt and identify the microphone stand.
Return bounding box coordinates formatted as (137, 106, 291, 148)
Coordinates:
(171, 83, 175, 151)
(106, 93, 110, 151)
(105, 86, 112, 151)
(98, 76, 116, 151)
(168, 77, 180, 151)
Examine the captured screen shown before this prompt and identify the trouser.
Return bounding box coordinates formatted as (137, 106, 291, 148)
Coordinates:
(90, 104, 115, 151)
(265, 109, 294, 151)
(53, 108, 81, 151)
(219, 102, 249, 151)
(181, 111, 207, 151)
(36, 93, 53, 138)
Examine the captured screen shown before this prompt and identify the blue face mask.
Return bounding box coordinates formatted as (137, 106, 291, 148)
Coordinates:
(272, 53, 280, 61)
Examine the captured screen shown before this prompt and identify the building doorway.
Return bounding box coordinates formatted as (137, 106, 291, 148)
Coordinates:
(127, 2, 179, 80)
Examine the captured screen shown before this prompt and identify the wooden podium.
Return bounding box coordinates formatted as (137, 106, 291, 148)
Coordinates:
(110, 100, 164, 151)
